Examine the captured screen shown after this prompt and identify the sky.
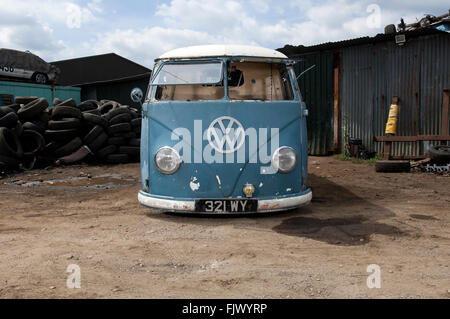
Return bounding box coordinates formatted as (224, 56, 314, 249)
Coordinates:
(0, 0, 448, 68)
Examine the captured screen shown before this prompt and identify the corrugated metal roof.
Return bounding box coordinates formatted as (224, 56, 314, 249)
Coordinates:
(278, 28, 446, 56)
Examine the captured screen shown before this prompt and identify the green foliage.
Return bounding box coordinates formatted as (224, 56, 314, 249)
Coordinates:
(333, 153, 382, 164)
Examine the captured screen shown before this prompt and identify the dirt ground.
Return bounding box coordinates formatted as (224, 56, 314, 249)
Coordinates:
(0, 156, 449, 299)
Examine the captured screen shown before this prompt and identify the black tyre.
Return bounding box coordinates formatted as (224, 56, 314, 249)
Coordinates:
(77, 100, 98, 111)
(53, 98, 63, 106)
(54, 137, 83, 157)
(22, 122, 45, 135)
(55, 98, 77, 108)
(20, 130, 45, 154)
(0, 127, 23, 158)
(131, 118, 142, 128)
(22, 153, 37, 170)
(8, 104, 20, 113)
(15, 96, 38, 105)
(0, 154, 20, 168)
(17, 98, 49, 121)
(45, 129, 79, 142)
(109, 112, 132, 125)
(83, 125, 104, 144)
(104, 106, 130, 120)
(44, 141, 64, 154)
(108, 123, 131, 135)
(83, 113, 108, 128)
(48, 118, 81, 130)
(52, 105, 82, 119)
(83, 109, 101, 116)
(0, 112, 19, 128)
(99, 101, 119, 115)
(88, 132, 108, 152)
(384, 24, 396, 34)
(428, 145, 450, 164)
(119, 146, 139, 156)
(129, 109, 139, 119)
(112, 131, 135, 138)
(12, 121, 23, 137)
(108, 136, 126, 146)
(128, 138, 140, 146)
(375, 160, 410, 173)
(99, 99, 112, 105)
(38, 111, 50, 124)
(34, 155, 55, 168)
(0, 106, 16, 116)
(97, 144, 116, 159)
(106, 153, 130, 164)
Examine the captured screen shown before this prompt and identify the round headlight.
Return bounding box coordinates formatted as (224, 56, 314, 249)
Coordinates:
(272, 146, 297, 173)
(154, 147, 182, 175)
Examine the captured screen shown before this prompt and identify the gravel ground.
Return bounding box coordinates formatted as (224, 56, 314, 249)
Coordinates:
(0, 156, 449, 298)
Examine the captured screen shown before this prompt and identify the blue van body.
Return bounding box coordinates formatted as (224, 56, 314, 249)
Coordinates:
(138, 45, 312, 213)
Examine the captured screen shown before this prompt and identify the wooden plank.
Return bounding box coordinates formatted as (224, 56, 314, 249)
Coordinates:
(374, 135, 450, 142)
(392, 155, 427, 160)
(375, 136, 417, 142)
(383, 141, 392, 160)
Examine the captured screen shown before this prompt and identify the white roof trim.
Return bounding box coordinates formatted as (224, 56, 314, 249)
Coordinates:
(158, 44, 288, 60)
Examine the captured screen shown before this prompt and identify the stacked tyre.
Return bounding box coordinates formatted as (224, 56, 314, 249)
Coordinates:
(0, 96, 49, 171)
(98, 102, 141, 164)
(45, 99, 85, 161)
(0, 96, 142, 172)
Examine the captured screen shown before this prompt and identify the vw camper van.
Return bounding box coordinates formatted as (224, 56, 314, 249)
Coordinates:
(134, 45, 312, 213)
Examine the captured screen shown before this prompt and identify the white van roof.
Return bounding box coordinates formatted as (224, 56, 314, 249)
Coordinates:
(157, 44, 288, 60)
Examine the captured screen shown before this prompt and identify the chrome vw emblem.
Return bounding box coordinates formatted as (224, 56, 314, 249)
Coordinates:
(207, 116, 245, 154)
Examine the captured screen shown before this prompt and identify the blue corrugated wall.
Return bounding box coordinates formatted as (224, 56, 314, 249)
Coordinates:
(0, 81, 81, 106)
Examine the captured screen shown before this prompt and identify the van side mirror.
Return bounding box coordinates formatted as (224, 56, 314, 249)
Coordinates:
(130, 88, 143, 104)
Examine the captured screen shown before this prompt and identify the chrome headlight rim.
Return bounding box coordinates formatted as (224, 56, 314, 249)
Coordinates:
(154, 146, 182, 175)
(271, 146, 297, 174)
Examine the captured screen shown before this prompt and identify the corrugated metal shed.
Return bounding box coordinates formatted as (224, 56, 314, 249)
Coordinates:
(339, 32, 450, 156)
(279, 29, 450, 157)
(0, 81, 81, 105)
(294, 53, 334, 155)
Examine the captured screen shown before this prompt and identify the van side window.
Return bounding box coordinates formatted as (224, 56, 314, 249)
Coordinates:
(228, 62, 294, 101)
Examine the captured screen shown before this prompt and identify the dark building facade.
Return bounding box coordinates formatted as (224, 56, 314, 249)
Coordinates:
(52, 53, 151, 108)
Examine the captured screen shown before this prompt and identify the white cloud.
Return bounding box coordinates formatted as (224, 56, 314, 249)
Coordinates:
(156, 0, 249, 33)
(1, 0, 448, 67)
(86, 27, 224, 67)
(0, 0, 103, 61)
(249, 0, 271, 13)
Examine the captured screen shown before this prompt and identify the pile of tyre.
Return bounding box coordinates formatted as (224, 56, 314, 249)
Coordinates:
(0, 96, 141, 172)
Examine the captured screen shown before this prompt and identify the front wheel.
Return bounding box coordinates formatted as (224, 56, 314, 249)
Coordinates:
(33, 72, 48, 84)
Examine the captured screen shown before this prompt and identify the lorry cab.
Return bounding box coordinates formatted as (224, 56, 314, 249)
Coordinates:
(136, 44, 312, 214)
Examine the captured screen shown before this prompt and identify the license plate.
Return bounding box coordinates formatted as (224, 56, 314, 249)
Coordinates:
(195, 199, 257, 213)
